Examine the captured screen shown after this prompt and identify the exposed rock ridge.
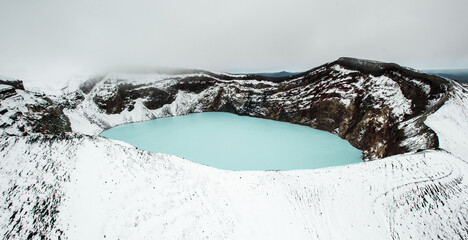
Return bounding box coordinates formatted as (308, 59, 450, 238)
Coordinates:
(0, 78, 73, 136)
(0, 79, 25, 91)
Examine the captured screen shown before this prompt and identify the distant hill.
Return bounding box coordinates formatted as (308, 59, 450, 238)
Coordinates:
(424, 69, 468, 83)
(244, 71, 300, 78)
(241, 69, 468, 83)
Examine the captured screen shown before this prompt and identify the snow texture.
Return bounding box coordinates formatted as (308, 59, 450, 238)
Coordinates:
(0, 69, 467, 239)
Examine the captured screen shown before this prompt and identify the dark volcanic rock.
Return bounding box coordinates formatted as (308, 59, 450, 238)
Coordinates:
(31, 106, 72, 135)
(172, 76, 216, 93)
(93, 83, 130, 114)
(0, 79, 25, 90)
(0, 79, 25, 99)
(0, 85, 16, 99)
(92, 82, 177, 114)
(138, 87, 175, 110)
(1, 86, 73, 136)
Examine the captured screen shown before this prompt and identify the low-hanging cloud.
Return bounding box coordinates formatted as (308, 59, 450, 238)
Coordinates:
(0, 0, 467, 85)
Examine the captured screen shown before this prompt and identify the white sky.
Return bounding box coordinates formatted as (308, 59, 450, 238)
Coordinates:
(0, 0, 467, 84)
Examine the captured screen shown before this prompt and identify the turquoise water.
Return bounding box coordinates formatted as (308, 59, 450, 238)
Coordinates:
(100, 112, 362, 171)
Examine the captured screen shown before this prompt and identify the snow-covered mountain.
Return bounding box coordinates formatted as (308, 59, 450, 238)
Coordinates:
(0, 58, 467, 239)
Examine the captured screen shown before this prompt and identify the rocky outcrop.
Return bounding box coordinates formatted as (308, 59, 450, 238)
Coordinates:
(0, 78, 24, 99)
(0, 79, 25, 90)
(92, 82, 177, 114)
(0, 83, 72, 136)
(27, 103, 72, 135)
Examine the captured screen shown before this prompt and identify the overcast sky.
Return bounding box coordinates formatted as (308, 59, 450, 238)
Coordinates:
(0, 0, 467, 84)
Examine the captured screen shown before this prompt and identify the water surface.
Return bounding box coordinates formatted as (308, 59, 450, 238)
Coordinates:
(100, 112, 362, 170)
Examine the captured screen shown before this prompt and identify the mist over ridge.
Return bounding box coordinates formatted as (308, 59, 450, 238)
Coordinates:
(0, 0, 467, 87)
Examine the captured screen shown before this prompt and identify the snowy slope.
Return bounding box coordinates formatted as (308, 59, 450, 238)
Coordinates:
(0, 59, 467, 239)
(1, 107, 466, 239)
